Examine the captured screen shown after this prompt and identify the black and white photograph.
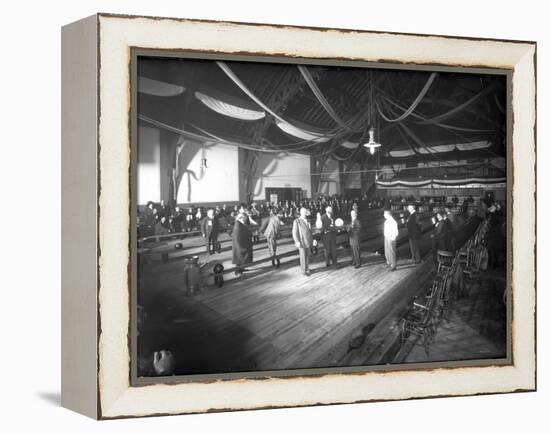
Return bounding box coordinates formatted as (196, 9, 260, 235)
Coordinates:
(133, 55, 509, 379)
(1, 0, 544, 428)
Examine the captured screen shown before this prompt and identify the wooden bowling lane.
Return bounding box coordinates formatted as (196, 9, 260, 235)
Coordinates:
(140, 221, 436, 291)
(138, 218, 454, 375)
(142, 207, 385, 259)
(142, 209, 438, 285)
(139, 249, 428, 374)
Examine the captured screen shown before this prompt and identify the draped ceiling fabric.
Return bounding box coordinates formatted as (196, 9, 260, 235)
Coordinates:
(455, 141, 492, 151)
(275, 119, 332, 143)
(137, 56, 507, 168)
(297, 65, 359, 131)
(388, 141, 492, 158)
(389, 149, 417, 158)
(217, 61, 342, 144)
(340, 141, 360, 149)
(376, 73, 437, 123)
(194, 91, 266, 121)
(139, 115, 284, 154)
(138, 76, 186, 97)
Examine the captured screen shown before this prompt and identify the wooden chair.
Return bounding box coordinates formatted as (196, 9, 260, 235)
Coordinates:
(437, 256, 459, 322)
(458, 238, 473, 266)
(436, 250, 455, 275)
(401, 277, 445, 355)
(461, 245, 484, 295)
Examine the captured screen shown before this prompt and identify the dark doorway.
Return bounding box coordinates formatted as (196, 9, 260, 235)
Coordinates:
(265, 187, 304, 204)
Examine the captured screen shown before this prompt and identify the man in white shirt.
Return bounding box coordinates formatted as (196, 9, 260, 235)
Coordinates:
(383, 210, 399, 271)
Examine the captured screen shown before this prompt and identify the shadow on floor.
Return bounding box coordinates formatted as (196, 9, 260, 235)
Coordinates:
(37, 391, 61, 407)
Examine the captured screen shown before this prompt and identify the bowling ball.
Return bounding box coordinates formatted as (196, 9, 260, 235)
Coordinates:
(174, 243, 183, 250)
(335, 218, 344, 227)
(183, 255, 199, 265)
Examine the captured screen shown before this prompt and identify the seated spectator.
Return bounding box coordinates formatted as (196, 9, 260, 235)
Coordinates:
(185, 208, 195, 231)
(158, 199, 170, 219)
(155, 216, 171, 236)
(143, 202, 157, 237)
(171, 206, 183, 232)
(195, 207, 203, 224)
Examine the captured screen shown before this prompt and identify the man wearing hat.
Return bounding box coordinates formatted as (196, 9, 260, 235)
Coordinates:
(259, 207, 282, 268)
(201, 208, 220, 255)
(406, 204, 422, 264)
(321, 206, 338, 267)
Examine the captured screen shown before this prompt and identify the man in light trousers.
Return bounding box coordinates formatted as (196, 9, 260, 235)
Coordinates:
(384, 209, 399, 271)
(292, 207, 313, 276)
(259, 207, 282, 268)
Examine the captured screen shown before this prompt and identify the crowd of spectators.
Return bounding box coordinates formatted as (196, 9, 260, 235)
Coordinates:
(137, 193, 499, 240)
(386, 194, 478, 212)
(137, 195, 384, 239)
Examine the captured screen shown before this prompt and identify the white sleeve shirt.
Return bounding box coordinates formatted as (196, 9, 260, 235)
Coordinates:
(384, 217, 399, 241)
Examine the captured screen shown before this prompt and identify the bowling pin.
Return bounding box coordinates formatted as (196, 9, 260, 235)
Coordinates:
(315, 212, 323, 229)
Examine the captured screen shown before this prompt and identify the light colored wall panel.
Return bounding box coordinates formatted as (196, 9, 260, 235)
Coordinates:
(251, 152, 312, 200)
(137, 126, 161, 205)
(319, 157, 340, 196)
(177, 143, 239, 204)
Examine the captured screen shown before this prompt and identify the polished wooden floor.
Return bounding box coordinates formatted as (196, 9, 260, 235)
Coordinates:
(137, 215, 447, 376)
(136, 212, 507, 378)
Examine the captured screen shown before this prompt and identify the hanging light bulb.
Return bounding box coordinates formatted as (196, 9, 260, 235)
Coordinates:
(363, 127, 381, 155)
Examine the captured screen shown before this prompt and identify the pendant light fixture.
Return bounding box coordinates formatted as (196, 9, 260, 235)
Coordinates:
(363, 70, 382, 155)
(364, 127, 381, 155)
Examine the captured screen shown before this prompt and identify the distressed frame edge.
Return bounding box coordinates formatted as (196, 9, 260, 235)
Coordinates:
(94, 11, 537, 46)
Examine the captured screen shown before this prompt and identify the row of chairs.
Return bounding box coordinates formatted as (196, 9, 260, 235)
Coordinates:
(400, 218, 490, 355)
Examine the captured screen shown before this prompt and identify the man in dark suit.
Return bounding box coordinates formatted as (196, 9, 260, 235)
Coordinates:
(155, 216, 170, 236)
(232, 212, 253, 276)
(431, 211, 454, 265)
(158, 200, 170, 219)
(406, 204, 422, 264)
(441, 211, 455, 251)
(321, 206, 338, 267)
(348, 209, 362, 268)
(185, 208, 195, 232)
(143, 202, 156, 237)
(201, 208, 220, 255)
(171, 206, 183, 233)
(292, 207, 313, 276)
